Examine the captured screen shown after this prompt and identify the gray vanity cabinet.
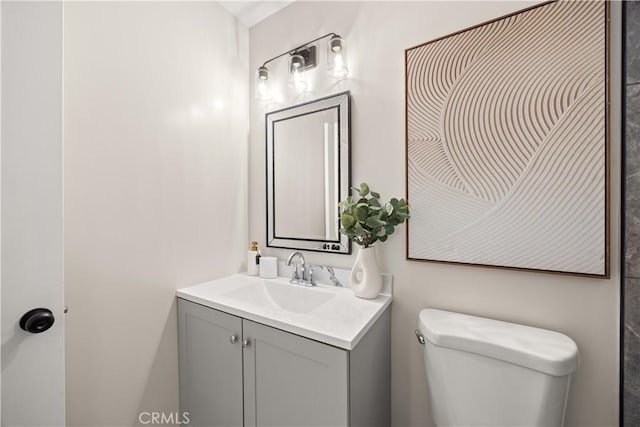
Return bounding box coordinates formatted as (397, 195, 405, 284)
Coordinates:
(242, 319, 348, 426)
(178, 298, 391, 427)
(177, 299, 244, 427)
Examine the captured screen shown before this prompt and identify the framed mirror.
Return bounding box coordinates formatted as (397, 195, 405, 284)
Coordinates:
(266, 91, 351, 254)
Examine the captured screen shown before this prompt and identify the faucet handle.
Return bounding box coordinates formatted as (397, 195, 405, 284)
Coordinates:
(305, 265, 342, 287)
(307, 265, 322, 287)
(322, 266, 343, 287)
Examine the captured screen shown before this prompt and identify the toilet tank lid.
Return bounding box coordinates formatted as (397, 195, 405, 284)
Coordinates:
(418, 309, 578, 376)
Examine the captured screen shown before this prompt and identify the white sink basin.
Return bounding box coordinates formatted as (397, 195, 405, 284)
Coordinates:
(225, 279, 335, 314)
(177, 273, 392, 349)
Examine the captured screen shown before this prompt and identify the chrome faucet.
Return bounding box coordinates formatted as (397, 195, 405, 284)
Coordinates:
(286, 251, 342, 288)
(286, 251, 309, 285)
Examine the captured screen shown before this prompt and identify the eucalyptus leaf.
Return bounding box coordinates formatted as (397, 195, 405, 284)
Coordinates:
(355, 206, 368, 221)
(341, 214, 355, 228)
(366, 217, 383, 228)
(388, 217, 401, 226)
(359, 182, 370, 197)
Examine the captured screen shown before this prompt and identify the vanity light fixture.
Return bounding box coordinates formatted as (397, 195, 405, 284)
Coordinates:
(255, 32, 349, 101)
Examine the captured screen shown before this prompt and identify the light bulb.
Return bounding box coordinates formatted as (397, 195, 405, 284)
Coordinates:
(327, 35, 349, 79)
(288, 54, 307, 92)
(255, 66, 271, 101)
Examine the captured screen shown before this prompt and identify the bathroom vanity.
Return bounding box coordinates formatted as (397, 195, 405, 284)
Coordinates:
(177, 273, 391, 427)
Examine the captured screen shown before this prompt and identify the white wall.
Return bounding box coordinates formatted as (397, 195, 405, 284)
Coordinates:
(64, 3, 248, 425)
(249, 2, 621, 426)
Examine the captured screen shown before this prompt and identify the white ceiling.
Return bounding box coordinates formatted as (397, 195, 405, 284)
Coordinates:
(218, 1, 293, 27)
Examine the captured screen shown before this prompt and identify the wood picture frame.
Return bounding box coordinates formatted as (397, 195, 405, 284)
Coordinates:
(405, 0, 610, 277)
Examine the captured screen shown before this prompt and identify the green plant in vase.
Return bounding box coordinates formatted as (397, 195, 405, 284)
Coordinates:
(338, 183, 410, 298)
(339, 182, 410, 247)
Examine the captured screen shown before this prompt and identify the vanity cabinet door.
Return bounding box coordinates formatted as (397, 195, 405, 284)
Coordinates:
(242, 320, 349, 427)
(178, 299, 244, 427)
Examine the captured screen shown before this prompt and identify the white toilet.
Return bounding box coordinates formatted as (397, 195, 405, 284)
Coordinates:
(417, 309, 579, 427)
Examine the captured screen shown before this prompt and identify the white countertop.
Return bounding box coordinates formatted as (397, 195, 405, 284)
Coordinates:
(177, 273, 392, 350)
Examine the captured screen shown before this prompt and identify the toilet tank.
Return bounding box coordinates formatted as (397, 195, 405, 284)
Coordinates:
(418, 309, 579, 427)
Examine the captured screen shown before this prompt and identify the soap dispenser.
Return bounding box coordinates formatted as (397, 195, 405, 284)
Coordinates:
(247, 241, 261, 276)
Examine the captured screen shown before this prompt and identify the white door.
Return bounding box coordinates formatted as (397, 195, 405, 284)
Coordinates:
(1, 2, 65, 426)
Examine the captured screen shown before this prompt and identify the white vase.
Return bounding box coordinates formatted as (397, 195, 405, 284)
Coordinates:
(350, 246, 383, 299)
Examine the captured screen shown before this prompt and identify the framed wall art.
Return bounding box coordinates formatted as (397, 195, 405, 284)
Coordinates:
(405, 0, 610, 277)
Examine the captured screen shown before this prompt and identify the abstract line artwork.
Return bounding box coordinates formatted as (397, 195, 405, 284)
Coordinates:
(405, 1, 609, 276)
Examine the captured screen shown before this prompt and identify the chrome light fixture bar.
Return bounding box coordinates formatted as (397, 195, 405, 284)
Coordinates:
(255, 32, 349, 101)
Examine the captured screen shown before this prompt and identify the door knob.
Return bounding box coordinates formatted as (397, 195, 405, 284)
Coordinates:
(230, 334, 238, 344)
(19, 308, 55, 334)
(242, 338, 251, 348)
